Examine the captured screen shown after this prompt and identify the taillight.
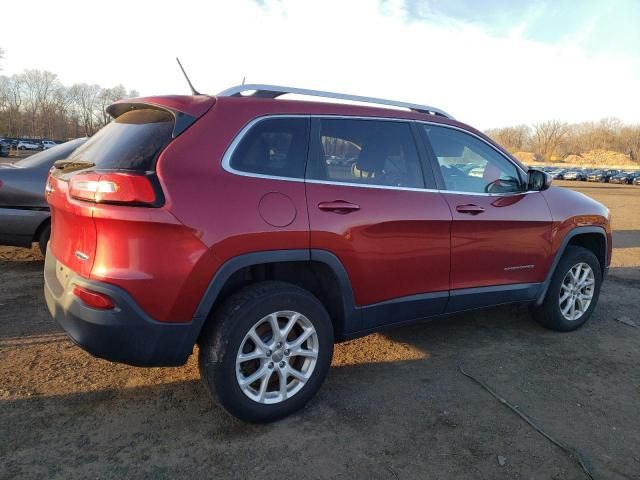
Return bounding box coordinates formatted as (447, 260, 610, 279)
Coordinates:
(69, 172, 157, 205)
(72, 285, 114, 309)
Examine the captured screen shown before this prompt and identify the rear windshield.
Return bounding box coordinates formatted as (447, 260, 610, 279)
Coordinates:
(65, 109, 174, 172)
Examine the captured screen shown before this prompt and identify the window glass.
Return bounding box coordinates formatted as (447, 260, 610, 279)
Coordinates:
(310, 119, 424, 188)
(423, 125, 522, 194)
(230, 118, 309, 178)
(66, 109, 174, 172)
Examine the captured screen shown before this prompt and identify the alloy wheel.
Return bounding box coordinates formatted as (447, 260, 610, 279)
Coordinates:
(559, 262, 595, 321)
(236, 311, 319, 404)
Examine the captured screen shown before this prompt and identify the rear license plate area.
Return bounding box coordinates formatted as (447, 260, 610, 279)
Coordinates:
(55, 261, 72, 288)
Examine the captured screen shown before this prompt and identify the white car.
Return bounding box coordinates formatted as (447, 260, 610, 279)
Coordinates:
(41, 140, 58, 150)
(17, 141, 40, 151)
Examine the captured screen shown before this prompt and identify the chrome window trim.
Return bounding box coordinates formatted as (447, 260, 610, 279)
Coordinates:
(305, 178, 438, 193)
(220, 114, 536, 198)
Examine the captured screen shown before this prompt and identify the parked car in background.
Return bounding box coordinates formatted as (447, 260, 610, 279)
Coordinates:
(587, 169, 619, 182)
(41, 140, 58, 150)
(609, 172, 638, 184)
(563, 169, 587, 181)
(549, 169, 567, 180)
(0, 138, 86, 254)
(587, 170, 602, 182)
(17, 140, 41, 151)
(0, 141, 11, 157)
(633, 175, 640, 186)
(44, 85, 611, 423)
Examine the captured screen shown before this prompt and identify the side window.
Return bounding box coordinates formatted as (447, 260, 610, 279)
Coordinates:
(423, 125, 523, 194)
(309, 119, 424, 189)
(230, 117, 309, 178)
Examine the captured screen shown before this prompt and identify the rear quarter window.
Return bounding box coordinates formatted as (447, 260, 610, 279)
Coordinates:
(66, 109, 174, 172)
(229, 117, 310, 179)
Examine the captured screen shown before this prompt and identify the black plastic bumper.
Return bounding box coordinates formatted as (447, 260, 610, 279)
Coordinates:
(44, 248, 197, 366)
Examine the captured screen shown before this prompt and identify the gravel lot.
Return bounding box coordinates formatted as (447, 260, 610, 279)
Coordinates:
(1, 181, 639, 480)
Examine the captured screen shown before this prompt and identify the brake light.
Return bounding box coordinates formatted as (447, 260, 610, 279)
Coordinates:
(72, 285, 114, 309)
(69, 172, 157, 205)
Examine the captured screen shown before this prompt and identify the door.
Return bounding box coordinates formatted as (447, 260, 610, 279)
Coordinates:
(421, 124, 553, 299)
(306, 118, 452, 331)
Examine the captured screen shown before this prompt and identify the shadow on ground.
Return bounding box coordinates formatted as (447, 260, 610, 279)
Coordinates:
(2, 283, 639, 479)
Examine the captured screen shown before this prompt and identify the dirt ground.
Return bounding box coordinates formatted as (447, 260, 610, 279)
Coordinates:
(1, 181, 639, 480)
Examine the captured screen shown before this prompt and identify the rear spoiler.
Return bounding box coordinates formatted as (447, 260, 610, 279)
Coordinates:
(106, 95, 215, 138)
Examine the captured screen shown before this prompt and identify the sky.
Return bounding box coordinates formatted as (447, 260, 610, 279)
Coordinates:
(1, 0, 638, 129)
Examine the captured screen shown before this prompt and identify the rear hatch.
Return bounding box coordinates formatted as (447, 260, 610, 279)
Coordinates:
(47, 97, 214, 277)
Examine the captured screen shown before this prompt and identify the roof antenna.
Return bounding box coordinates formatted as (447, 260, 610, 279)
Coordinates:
(176, 57, 200, 95)
(242, 76, 246, 85)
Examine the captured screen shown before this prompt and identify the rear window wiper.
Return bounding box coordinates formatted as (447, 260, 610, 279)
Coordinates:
(53, 159, 95, 171)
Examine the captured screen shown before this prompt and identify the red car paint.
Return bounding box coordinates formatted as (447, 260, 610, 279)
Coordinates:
(47, 94, 611, 330)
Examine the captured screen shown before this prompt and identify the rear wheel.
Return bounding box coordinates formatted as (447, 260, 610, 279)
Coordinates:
(37, 223, 51, 256)
(532, 246, 602, 331)
(198, 281, 334, 423)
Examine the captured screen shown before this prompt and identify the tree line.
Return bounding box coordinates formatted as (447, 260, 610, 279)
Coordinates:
(486, 119, 640, 163)
(0, 69, 138, 141)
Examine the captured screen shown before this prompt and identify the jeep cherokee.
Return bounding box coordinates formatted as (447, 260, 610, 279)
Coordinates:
(44, 85, 611, 422)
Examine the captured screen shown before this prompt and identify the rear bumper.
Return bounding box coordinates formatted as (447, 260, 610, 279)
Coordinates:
(44, 248, 196, 366)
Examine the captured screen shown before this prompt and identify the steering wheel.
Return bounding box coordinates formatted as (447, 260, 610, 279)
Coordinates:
(484, 179, 505, 193)
(485, 177, 521, 194)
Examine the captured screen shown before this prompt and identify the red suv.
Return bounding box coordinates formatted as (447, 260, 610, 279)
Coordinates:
(44, 85, 611, 422)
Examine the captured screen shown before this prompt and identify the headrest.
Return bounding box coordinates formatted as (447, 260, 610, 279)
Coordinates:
(356, 137, 389, 174)
(483, 162, 501, 183)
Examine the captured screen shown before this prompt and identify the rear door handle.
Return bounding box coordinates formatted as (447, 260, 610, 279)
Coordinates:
(318, 200, 360, 214)
(456, 204, 485, 215)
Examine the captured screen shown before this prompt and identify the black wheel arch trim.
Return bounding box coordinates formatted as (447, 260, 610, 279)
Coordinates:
(535, 225, 608, 306)
(187, 249, 361, 346)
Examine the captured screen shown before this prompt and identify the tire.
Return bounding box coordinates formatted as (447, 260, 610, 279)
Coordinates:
(532, 246, 602, 332)
(37, 223, 51, 256)
(198, 281, 334, 423)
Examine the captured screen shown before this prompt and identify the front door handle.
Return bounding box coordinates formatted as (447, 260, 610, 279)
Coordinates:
(456, 204, 485, 215)
(318, 200, 360, 214)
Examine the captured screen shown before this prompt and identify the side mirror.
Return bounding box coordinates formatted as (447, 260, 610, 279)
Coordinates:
(527, 169, 551, 191)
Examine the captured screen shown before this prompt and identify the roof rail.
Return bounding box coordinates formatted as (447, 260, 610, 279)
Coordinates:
(216, 84, 454, 119)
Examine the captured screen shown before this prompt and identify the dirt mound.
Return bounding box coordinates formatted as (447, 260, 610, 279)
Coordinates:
(564, 154, 584, 165)
(580, 150, 632, 166)
(512, 151, 538, 164)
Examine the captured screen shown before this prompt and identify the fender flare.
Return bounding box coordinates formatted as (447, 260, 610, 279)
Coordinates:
(183, 249, 360, 348)
(535, 226, 608, 306)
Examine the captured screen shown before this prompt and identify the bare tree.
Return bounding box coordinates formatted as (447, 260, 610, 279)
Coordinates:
(0, 75, 25, 136)
(485, 125, 530, 151)
(532, 120, 568, 162)
(69, 83, 102, 136)
(0, 68, 138, 140)
(20, 70, 60, 137)
(620, 125, 640, 161)
(97, 85, 127, 127)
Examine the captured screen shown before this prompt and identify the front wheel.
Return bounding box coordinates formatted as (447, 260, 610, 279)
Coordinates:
(532, 246, 602, 331)
(198, 281, 334, 423)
